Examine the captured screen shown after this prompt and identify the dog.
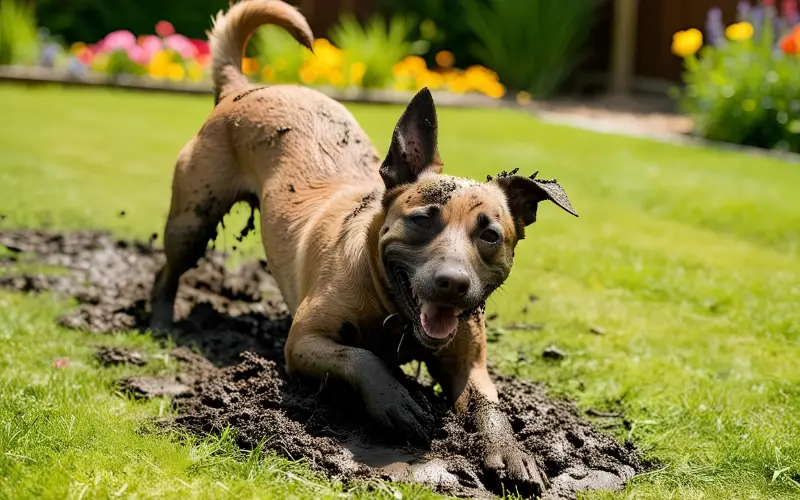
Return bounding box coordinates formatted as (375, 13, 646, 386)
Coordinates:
(149, 0, 577, 492)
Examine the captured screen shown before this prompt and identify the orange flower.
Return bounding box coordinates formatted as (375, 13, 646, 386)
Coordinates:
(242, 57, 260, 76)
(435, 50, 454, 68)
(780, 26, 800, 55)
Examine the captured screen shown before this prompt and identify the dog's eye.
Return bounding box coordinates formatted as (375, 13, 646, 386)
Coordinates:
(410, 215, 432, 229)
(480, 229, 500, 243)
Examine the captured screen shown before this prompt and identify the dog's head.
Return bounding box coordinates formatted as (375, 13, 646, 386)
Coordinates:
(378, 88, 578, 349)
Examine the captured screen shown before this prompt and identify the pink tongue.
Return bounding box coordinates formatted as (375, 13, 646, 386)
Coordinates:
(420, 303, 459, 339)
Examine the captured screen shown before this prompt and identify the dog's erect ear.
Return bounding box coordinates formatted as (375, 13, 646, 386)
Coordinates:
(380, 87, 443, 190)
(494, 173, 578, 233)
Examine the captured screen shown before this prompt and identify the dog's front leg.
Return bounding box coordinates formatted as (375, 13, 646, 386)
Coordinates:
(430, 314, 549, 493)
(285, 303, 432, 443)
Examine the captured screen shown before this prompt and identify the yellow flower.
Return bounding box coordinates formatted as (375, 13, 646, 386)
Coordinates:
(482, 81, 506, 99)
(516, 91, 532, 105)
(415, 70, 444, 90)
(261, 66, 276, 81)
(242, 57, 260, 76)
(435, 50, 454, 68)
(726, 22, 754, 41)
(671, 28, 703, 57)
(446, 74, 470, 94)
(299, 64, 319, 84)
(69, 42, 87, 54)
(167, 63, 185, 81)
(394, 56, 427, 77)
(188, 65, 203, 81)
(349, 62, 366, 85)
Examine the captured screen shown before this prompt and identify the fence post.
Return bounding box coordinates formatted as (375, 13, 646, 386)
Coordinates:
(609, 0, 639, 96)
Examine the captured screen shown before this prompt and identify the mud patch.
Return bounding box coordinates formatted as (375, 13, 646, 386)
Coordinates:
(95, 346, 148, 366)
(0, 229, 647, 499)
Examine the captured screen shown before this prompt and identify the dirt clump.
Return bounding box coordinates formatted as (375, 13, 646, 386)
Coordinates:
(95, 346, 148, 366)
(0, 228, 646, 499)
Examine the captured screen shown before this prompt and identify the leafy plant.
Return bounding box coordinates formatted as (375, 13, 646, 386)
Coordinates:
(0, 0, 40, 65)
(462, 0, 601, 99)
(249, 24, 310, 84)
(376, 0, 487, 69)
(674, 1, 800, 153)
(329, 13, 418, 89)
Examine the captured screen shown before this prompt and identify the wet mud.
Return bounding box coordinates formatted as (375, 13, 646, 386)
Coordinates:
(0, 229, 646, 499)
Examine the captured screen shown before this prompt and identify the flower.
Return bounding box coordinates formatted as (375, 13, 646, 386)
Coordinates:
(779, 26, 800, 54)
(261, 66, 276, 81)
(299, 65, 319, 84)
(242, 57, 260, 76)
(725, 21, 754, 41)
(156, 20, 175, 37)
(671, 28, 703, 57)
(782, 0, 799, 22)
(348, 62, 366, 85)
(163, 34, 197, 59)
(706, 7, 725, 46)
(53, 358, 70, 368)
(435, 50, 454, 68)
(125, 45, 149, 65)
(69, 42, 87, 54)
(148, 49, 173, 78)
(98, 30, 136, 53)
(415, 69, 444, 90)
(516, 91, 532, 105)
(167, 63, 185, 81)
(139, 35, 163, 60)
(393, 55, 427, 77)
(190, 39, 210, 57)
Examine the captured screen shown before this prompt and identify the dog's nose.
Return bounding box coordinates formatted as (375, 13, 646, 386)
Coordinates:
(434, 266, 471, 298)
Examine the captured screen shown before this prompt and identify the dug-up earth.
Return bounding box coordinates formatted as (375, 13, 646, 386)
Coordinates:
(0, 228, 647, 499)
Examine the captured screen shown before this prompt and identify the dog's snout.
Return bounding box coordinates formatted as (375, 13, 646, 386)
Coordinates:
(434, 265, 471, 298)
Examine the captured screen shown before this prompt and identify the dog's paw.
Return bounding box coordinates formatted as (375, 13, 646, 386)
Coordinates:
(484, 443, 549, 495)
(363, 378, 433, 445)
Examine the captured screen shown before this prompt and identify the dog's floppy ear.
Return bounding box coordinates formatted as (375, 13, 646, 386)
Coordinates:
(380, 87, 443, 190)
(494, 172, 578, 234)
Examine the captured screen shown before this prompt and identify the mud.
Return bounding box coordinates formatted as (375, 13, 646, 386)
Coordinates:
(0, 228, 647, 499)
(95, 346, 148, 366)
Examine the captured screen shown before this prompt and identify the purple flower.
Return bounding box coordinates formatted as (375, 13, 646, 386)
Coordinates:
(66, 57, 87, 77)
(40, 43, 60, 68)
(738, 1, 751, 22)
(706, 7, 725, 46)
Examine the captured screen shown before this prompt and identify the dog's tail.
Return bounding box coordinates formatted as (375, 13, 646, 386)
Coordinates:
(208, 0, 314, 103)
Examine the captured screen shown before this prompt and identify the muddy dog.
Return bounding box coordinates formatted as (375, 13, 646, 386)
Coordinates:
(149, 0, 577, 492)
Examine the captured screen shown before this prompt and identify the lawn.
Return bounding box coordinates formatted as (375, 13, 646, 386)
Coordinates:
(1, 83, 799, 499)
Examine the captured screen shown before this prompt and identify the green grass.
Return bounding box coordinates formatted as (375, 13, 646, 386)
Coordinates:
(0, 83, 799, 499)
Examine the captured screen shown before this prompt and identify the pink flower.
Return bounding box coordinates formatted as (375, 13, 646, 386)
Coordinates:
(126, 45, 149, 65)
(78, 46, 95, 64)
(99, 30, 136, 53)
(190, 38, 210, 56)
(139, 35, 163, 58)
(53, 358, 70, 368)
(164, 34, 197, 59)
(156, 20, 175, 37)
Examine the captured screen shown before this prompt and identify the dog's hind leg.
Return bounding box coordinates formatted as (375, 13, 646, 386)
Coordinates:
(150, 137, 251, 330)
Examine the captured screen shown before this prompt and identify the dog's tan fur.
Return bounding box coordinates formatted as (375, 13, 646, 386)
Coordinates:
(150, 1, 578, 492)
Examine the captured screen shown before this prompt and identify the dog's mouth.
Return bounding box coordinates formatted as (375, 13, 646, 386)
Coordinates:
(390, 266, 466, 344)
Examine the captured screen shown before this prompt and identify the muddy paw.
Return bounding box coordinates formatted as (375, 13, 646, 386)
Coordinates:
(363, 378, 433, 445)
(484, 443, 549, 496)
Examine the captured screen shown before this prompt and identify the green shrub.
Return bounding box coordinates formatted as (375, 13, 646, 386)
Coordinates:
(462, 0, 601, 99)
(0, 0, 40, 65)
(249, 25, 310, 84)
(329, 13, 418, 89)
(376, 0, 486, 69)
(674, 3, 800, 153)
(33, 0, 227, 44)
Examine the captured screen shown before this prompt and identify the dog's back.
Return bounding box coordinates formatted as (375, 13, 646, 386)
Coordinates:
(149, 0, 386, 327)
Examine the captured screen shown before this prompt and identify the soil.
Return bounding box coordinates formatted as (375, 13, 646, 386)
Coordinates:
(0, 228, 647, 499)
(94, 346, 148, 366)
